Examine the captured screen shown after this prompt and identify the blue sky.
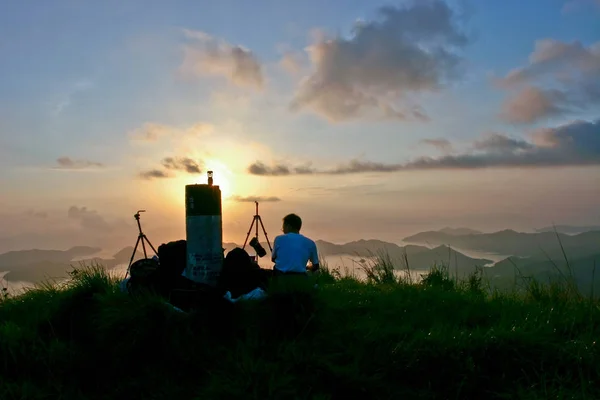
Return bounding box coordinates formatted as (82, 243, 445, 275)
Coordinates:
(0, 0, 599, 251)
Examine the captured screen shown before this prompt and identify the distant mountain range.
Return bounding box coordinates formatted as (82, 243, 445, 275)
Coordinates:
(0, 246, 143, 283)
(225, 238, 492, 272)
(2, 238, 490, 284)
(438, 227, 483, 236)
(403, 229, 600, 259)
(3, 227, 599, 293)
(403, 227, 600, 294)
(314, 239, 492, 273)
(0, 246, 101, 267)
(534, 225, 600, 235)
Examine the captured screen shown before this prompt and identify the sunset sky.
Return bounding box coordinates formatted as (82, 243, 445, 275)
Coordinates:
(1, 0, 599, 253)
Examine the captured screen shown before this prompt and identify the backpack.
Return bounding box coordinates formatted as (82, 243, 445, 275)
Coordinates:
(157, 240, 187, 278)
(128, 257, 160, 280)
(127, 257, 161, 293)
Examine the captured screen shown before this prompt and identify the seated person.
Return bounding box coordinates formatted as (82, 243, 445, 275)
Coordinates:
(218, 247, 269, 298)
(271, 213, 320, 275)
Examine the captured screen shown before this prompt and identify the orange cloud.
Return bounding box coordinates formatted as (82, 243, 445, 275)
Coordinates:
(179, 29, 264, 89)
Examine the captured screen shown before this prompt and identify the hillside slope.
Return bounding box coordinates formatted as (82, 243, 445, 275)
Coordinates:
(0, 266, 598, 399)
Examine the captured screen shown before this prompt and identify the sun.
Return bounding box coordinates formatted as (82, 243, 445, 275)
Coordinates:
(166, 159, 236, 210)
(163, 165, 234, 214)
(213, 172, 232, 199)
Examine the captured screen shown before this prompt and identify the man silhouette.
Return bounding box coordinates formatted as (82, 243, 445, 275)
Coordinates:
(271, 213, 320, 275)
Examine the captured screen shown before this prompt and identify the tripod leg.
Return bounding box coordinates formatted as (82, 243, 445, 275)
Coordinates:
(141, 236, 148, 259)
(126, 236, 141, 278)
(142, 235, 159, 257)
(243, 217, 256, 248)
(257, 216, 273, 252)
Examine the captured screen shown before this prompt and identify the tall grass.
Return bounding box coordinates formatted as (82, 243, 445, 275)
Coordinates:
(358, 250, 398, 285)
(1, 248, 599, 399)
(0, 275, 8, 302)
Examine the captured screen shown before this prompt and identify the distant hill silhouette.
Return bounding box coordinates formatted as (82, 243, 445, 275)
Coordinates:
(485, 252, 600, 294)
(310, 239, 491, 275)
(6, 229, 598, 287)
(224, 238, 490, 273)
(403, 229, 600, 259)
(1, 246, 142, 283)
(534, 225, 600, 235)
(0, 246, 101, 267)
(315, 239, 416, 258)
(112, 246, 143, 263)
(222, 234, 600, 292)
(2, 238, 492, 284)
(438, 227, 483, 236)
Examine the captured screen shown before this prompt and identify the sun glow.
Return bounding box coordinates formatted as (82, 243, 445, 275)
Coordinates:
(203, 159, 234, 199)
(173, 163, 234, 199)
(161, 159, 236, 213)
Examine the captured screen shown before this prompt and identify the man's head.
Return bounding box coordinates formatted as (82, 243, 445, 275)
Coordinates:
(282, 213, 302, 234)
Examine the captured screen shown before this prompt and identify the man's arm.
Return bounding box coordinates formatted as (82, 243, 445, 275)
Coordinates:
(308, 240, 320, 271)
(271, 236, 279, 263)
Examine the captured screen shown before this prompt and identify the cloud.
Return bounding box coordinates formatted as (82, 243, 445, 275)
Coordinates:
(326, 160, 400, 174)
(129, 122, 212, 143)
(129, 123, 173, 142)
(499, 39, 600, 87)
(247, 159, 406, 175)
(496, 39, 600, 124)
(161, 157, 203, 173)
(248, 118, 600, 174)
(67, 206, 112, 231)
(231, 195, 281, 203)
(137, 156, 204, 179)
(472, 132, 534, 153)
(247, 161, 315, 176)
(180, 29, 264, 89)
(499, 86, 570, 124)
(288, 0, 471, 122)
(138, 170, 171, 180)
(420, 138, 454, 153)
(54, 157, 104, 170)
(279, 51, 306, 76)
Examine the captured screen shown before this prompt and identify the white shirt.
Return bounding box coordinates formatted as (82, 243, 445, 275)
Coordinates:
(271, 233, 319, 273)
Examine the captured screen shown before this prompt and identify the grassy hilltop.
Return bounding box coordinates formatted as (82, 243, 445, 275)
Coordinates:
(1, 256, 599, 400)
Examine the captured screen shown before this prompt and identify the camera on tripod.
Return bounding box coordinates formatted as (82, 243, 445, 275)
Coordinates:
(249, 237, 267, 258)
(243, 201, 272, 263)
(125, 209, 159, 279)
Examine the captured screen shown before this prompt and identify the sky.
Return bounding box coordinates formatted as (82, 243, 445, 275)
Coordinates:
(0, 0, 599, 253)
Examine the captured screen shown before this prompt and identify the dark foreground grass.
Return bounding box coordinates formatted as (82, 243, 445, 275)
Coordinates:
(1, 263, 599, 400)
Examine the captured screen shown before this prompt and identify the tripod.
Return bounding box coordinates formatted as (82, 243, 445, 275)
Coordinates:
(243, 201, 272, 257)
(125, 210, 158, 278)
